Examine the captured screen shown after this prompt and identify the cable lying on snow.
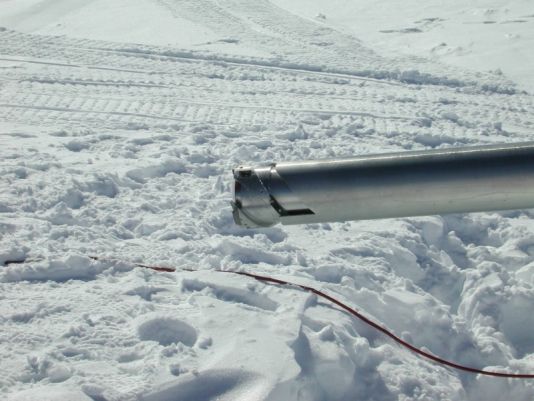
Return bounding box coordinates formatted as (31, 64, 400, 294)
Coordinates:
(90, 256, 534, 379)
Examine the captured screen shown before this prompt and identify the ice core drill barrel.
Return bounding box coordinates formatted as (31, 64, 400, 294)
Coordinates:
(232, 142, 534, 228)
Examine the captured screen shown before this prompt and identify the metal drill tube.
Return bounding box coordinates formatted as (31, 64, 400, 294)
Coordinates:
(232, 142, 534, 228)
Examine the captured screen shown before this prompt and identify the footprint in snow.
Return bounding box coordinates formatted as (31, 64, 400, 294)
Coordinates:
(138, 316, 197, 347)
(139, 369, 260, 401)
(182, 278, 279, 312)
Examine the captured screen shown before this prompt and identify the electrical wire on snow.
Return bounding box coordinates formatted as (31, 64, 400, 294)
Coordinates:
(89, 256, 176, 272)
(6, 255, 533, 377)
(89, 256, 534, 378)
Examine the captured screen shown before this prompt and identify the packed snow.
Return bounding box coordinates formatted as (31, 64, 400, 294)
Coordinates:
(1, 0, 534, 400)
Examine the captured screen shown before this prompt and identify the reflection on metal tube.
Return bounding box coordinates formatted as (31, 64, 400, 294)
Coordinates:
(232, 142, 534, 228)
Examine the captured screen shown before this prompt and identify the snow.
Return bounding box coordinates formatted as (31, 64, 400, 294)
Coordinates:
(0, 0, 534, 400)
(271, 0, 534, 92)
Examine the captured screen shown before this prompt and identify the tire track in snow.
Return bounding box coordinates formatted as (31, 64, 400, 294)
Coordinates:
(2, 32, 531, 135)
(0, 27, 517, 91)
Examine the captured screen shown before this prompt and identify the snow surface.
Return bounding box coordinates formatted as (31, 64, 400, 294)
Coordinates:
(1, 1, 534, 400)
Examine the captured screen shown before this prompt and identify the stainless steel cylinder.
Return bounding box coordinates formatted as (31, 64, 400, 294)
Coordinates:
(232, 142, 534, 228)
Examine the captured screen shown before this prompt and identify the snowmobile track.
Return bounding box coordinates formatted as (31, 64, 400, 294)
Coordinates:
(1, 29, 533, 135)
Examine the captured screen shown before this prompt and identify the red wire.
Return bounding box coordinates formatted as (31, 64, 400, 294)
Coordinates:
(229, 270, 534, 379)
(94, 256, 534, 378)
